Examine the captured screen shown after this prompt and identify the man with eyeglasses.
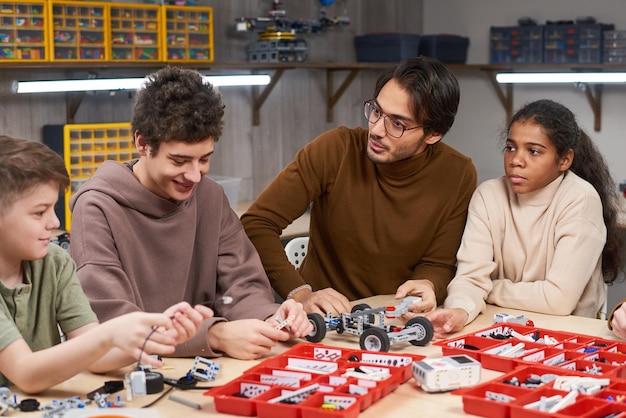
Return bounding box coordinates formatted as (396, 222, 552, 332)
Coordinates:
(241, 56, 477, 319)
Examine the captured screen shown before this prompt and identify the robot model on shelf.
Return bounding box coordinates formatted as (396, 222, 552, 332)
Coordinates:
(234, 0, 350, 63)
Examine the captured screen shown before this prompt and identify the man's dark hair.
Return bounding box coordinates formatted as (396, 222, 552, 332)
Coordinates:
(374, 56, 460, 137)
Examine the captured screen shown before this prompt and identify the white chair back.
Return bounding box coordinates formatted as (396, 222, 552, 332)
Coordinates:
(284, 236, 309, 268)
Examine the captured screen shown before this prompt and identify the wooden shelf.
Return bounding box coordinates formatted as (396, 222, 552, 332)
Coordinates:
(6, 62, 626, 129)
(453, 63, 626, 132)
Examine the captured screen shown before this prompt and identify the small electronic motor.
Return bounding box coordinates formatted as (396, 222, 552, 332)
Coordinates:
(412, 354, 481, 393)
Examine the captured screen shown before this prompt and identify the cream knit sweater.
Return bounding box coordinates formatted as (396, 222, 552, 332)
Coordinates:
(444, 172, 606, 323)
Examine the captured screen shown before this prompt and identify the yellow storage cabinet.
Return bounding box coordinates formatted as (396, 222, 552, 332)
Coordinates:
(50, 0, 108, 61)
(64, 123, 137, 229)
(44, 123, 137, 230)
(109, 2, 162, 61)
(163, 4, 213, 62)
(0, 0, 48, 61)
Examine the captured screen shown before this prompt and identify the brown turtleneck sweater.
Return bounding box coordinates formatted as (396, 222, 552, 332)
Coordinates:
(241, 126, 477, 304)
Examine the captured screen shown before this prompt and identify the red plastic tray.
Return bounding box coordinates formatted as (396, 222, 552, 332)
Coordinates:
(206, 342, 424, 418)
(454, 381, 532, 418)
(442, 322, 626, 418)
(481, 340, 550, 372)
(437, 335, 509, 362)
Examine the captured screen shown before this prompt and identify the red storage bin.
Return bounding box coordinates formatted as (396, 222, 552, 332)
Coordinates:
(205, 342, 422, 418)
(454, 381, 531, 418)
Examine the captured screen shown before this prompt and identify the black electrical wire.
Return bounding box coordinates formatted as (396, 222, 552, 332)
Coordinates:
(137, 327, 159, 370)
(164, 375, 217, 390)
(135, 319, 219, 411)
(140, 385, 175, 408)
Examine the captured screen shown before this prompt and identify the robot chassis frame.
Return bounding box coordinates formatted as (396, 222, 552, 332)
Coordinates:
(305, 298, 434, 352)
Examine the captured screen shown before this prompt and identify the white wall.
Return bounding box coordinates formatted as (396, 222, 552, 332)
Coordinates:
(424, 0, 626, 187)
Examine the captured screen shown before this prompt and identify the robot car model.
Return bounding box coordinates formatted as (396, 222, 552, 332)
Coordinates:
(305, 296, 434, 352)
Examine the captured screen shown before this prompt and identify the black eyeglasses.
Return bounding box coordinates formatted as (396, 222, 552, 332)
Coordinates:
(363, 100, 421, 139)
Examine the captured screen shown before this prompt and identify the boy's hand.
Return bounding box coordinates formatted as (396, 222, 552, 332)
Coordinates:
(107, 312, 177, 366)
(206, 320, 288, 359)
(163, 302, 213, 344)
(268, 298, 313, 338)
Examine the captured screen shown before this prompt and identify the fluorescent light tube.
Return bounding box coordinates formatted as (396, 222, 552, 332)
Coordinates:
(207, 74, 271, 86)
(496, 72, 626, 84)
(13, 74, 271, 94)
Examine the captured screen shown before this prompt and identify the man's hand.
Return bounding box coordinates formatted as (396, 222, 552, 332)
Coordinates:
(426, 308, 469, 339)
(395, 279, 437, 320)
(290, 287, 351, 316)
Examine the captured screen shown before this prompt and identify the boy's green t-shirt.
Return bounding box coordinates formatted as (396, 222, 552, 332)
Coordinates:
(0, 244, 98, 386)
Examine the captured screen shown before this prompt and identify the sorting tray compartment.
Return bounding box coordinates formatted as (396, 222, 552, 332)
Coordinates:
(206, 342, 424, 418)
(481, 341, 549, 372)
(438, 335, 509, 362)
(456, 381, 532, 418)
(446, 321, 626, 418)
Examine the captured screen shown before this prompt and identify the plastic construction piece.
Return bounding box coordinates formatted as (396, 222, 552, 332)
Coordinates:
(267, 383, 320, 404)
(343, 366, 391, 381)
(40, 396, 88, 418)
(17, 398, 40, 412)
(274, 314, 295, 331)
(305, 297, 434, 351)
(412, 355, 482, 393)
(0, 387, 15, 412)
(190, 356, 221, 381)
(87, 379, 125, 400)
(206, 342, 425, 418)
(493, 312, 534, 327)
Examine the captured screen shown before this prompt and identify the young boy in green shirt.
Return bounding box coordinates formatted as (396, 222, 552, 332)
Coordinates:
(0, 135, 212, 394)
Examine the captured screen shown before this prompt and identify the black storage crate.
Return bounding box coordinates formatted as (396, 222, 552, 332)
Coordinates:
(543, 23, 614, 64)
(354, 33, 420, 62)
(490, 25, 544, 64)
(418, 34, 469, 63)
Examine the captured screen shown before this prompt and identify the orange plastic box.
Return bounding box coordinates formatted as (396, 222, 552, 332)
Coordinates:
(206, 342, 424, 418)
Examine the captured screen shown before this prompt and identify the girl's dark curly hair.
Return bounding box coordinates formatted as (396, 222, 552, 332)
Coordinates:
(509, 99, 623, 284)
(131, 66, 225, 154)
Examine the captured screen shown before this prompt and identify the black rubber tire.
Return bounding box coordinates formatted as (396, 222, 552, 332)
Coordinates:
(305, 313, 327, 342)
(351, 303, 376, 323)
(406, 316, 435, 346)
(351, 303, 371, 313)
(360, 327, 391, 352)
